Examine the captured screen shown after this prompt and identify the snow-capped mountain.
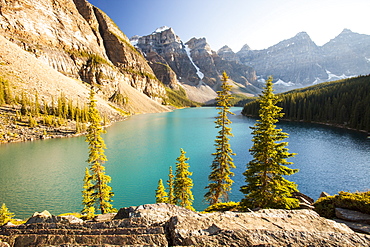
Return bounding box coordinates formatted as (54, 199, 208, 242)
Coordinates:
(131, 27, 259, 103)
(132, 27, 370, 98)
(230, 29, 370, 91)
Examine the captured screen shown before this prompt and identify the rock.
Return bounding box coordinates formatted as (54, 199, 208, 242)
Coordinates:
(0, 241, 10, 247)
(60, 215, 84, 224)
(132, 27, 259, 103)
(168, 209, 370, 246)
(320, 191, 331, 198)
(25, 210, 53, 224)
(335, 219, 370, 235)
(235, 29, 370, 92)
(114, 203, 199, 225)
(0, 0, 169, 121)
(2, 204, 370, 246)
(26, 211, 85, 225)
(32, 210, 52, 218)
(291, 192, 315, 209)
(335, 208, 370, 224)
(93, 213, 116, 222)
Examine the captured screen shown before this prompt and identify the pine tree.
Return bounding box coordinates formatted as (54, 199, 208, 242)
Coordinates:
(205, 71, 236, 205)
(174, 148, 195, 210)
(167, 166, 175, 204)
(155, 179, 168, 203)
(84, 88, 115, 214)
(0, 81, 5, 105)
(0, 203, 15, 225)
(81, 167, 95, 218)
(240, 76, 299, 209)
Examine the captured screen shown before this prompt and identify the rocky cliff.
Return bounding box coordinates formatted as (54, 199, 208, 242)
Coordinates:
(0, 0, 169, 115)
(131, 27, 259, 103)
(1, 204, 369, 246)
(235, 29, 370, 92)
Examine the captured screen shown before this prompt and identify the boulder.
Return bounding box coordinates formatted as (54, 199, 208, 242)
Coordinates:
(335, 219, 370, 235)
(168, 208, 370, 246)
(114, 203, 199, 225)
(93, 213, 116, 222)
(60, 215, 84, 224)
(25, 210, 53, 224)
(320, 191, 331, 198)
(291, 192, 315, 209)
(335, 208, 370, 224)
(25, 211, 84, 225)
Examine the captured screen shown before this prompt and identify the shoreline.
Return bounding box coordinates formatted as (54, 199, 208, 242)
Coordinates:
(2, 106, 368, 144)
(242, 113, 369, 136)
(0, 105, 127, 144)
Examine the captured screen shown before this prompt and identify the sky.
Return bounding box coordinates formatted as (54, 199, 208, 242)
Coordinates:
(88, 0, 370, 52)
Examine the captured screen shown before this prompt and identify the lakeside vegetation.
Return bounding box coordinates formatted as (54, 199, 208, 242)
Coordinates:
(242, 75, 370, 133)
(155, 73, 299, 212)
(1, 73, 369, 224)
(313, 191, 370, 218)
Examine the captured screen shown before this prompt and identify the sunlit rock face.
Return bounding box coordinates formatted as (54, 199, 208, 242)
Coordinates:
(0, 0, 167, 108)
(132, 27, 259, 103)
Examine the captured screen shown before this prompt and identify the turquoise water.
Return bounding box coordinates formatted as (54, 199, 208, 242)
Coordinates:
(0, 107, 369, 218)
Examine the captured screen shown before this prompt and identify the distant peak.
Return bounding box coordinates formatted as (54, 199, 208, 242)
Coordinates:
(152, 26, 172, 34)
(239, 44, 251, 52)
(218, 45, 234, 53)
(341, 28, 353, 33)
(338, 28, 355, 36)
(294, 31, 310, 39)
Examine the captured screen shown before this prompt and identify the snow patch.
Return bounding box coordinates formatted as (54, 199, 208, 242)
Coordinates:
(130, 35, 141, 47)
(153, 26, 171, 34)
(325, 70, 348, 81)
(257, 77, 266, 83)
(366, 57, 370, 63)
(130, 39, 138, 47)
(184, 45, 204, 80)
(312, 78, 322, 84)
(274, 79, 295, 87)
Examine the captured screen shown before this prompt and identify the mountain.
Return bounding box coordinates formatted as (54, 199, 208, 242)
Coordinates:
(0, 0, 169, 115)
(131, 27, 259, 103)
(321, 29, 370, 76)
(235, 29, 370, 92)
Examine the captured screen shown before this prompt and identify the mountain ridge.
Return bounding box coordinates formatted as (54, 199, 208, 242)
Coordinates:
(131, 27, 260, 103)
(234, 29, 370, 90)
(132, 27, 370, 95)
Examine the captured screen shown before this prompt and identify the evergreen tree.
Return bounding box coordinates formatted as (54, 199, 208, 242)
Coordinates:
(20, 92, 28, 115)
(0, 203, 15, 225)
(0, 81, 5, 105)
(155, 179, 168, 203)
(240, 76, 299, 209)
(84, 88, 115, 214)
(81, 167, 95, 218)
(174, 148, 195, 210)
(167, 166, 175, 204)
(205, 71, 236, 205)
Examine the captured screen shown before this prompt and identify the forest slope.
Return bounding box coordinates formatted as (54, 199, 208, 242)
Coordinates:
(242, 75, 370, 132)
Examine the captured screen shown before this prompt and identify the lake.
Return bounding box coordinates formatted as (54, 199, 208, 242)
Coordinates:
(0, 107, 369, 218)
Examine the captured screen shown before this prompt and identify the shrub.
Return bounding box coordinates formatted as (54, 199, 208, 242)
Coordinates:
(204, 201, 240, 213)
(313, 191, 370, 218)
(0, 203, 15, 225)
(313, 196, 336, 218)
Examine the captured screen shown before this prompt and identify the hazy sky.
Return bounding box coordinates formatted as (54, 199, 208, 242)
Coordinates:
(88, 0, 370, 52)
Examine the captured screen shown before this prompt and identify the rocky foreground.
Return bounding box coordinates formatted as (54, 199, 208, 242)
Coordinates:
(1, 204, 369, 247)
